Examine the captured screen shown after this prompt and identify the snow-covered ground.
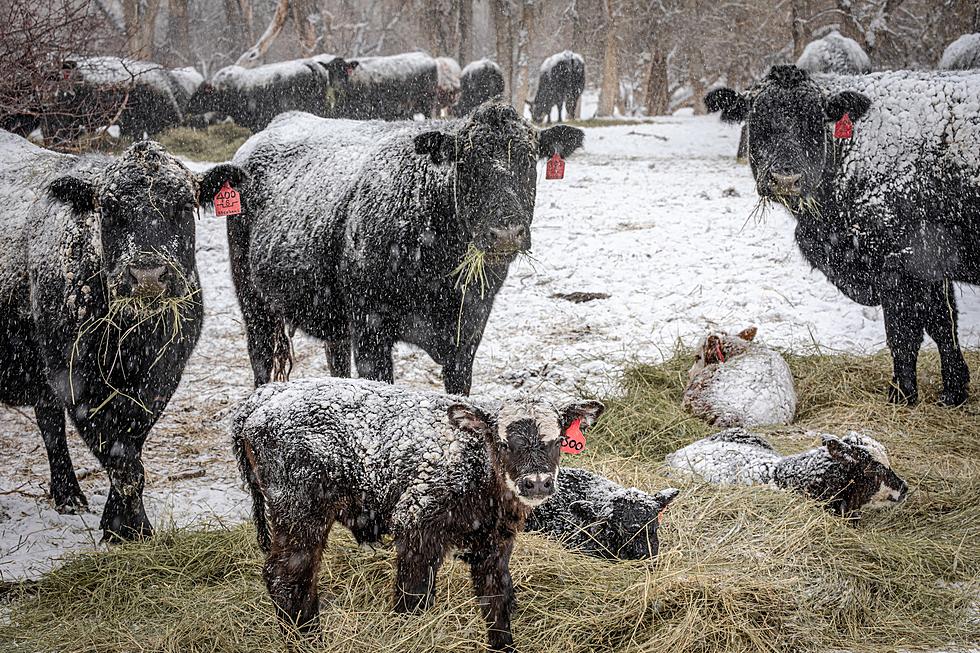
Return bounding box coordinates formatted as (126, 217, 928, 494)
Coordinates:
(2, 115, 979, 580)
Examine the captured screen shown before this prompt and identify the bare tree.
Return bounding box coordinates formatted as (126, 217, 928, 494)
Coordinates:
(512, 0, 536, 109)
(236, 0, 291, 66)
(123, 0, 163, 60)
(492, 0, 515, 99)
(596, 0, 621, 116)
(166, 0, 190, 66)
(458, 0, 473, 62)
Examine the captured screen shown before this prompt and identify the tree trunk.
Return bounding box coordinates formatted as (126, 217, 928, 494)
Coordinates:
(791, 0, 809, 59)
(512, 0, 534, 112)
(223, 0, 253, 52)
(491, 0, 514, 101)
(123, 0, 163, 60)
(166, 0, 189, 66)
(458, 0, 472, 64)
(597, 0, 619, 117)
(643, 43, 668, 115)
(291, 0, 318, 57)
(236, 0, 290, 67)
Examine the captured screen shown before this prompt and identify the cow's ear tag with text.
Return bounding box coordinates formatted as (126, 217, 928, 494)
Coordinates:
(560, 418, 585, 454)
(214, 181, 241, 217)
(546, 153, 565, 180)
(834, 113, 853, 139)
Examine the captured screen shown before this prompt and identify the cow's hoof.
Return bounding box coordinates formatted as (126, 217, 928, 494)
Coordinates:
(939, 388, 968, 407)
(101, 516, 153, 543)
(53, 490, 88, 515)
(393, 594, 430, 614)
(887, 383, 918, 406)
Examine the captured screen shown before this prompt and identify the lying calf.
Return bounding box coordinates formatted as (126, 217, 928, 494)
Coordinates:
(683, 326, 797, 427)
(525, 467, 679, 560)
(665, 429, 907, 516)
(233, 377, 603, 652)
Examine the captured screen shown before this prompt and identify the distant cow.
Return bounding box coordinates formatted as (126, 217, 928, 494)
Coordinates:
(228, 104, 584, 394)
(0, 130, 245, 540)
(233, 376, 604, 651)
(186, 55, 358, 132)
(706, 65, 980, 405)
(332, 52, 439, 120)
(457, 59, 505, 116)
(796, 30, 871, 75)
(434, 56, 462, 116)
(529, 51, 585, 123)
(939, 33, 980, 70)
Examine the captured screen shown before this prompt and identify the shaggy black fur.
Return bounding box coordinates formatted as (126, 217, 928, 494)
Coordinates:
(706, 65, 980, 405)
(457, 60, 506, 116)
(529, 52, 585, 124)
(333, 53, 439, 120)
(229, 104, 585, 394)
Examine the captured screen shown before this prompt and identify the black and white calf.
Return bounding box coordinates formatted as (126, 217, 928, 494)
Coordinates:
(666, 429, 908, 516)
(529, 51, 585, 123)
(706, 65, 980, 405)
(525, 467, 679, 560)
(233, 377, 603, 652)
(228, 104, 584, 394)
(0, 130, 244, 540)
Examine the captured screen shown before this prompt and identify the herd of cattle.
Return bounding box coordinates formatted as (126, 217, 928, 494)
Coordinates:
(2, 49, 585, 140)
(1, 28, 979, 652)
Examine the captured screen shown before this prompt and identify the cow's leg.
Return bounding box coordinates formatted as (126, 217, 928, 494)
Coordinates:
(443, 342, 477, 396)
(881, 271, 925, 405)
(96, 440, 152, 541)
(35, 403, 87, 513)
(324, 337, 352, 377)
(923, 279, 969, 406)
(393, 533, 446, 613)
(468, 539, 516, 653)
(558, 101, 564, 123)
(264, 517, 331, 634)
(352, 322, 394, 383)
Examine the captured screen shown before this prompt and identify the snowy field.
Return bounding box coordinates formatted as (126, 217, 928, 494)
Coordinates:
(2, 114, 979, 580)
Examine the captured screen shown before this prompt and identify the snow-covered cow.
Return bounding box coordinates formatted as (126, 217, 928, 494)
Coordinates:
(796, 30, 871, 75)
(185, 55, 358, 132)
(232, 376, 604, 651)
(0, 130, 245, 540)
(332, 52, 439, 120)
(525, 467, 679, 560)
(529, 51, 585, 123)
(666, 429, 908, 517)
(457, 59, 505, 116)
(228, 104, 584, 394)
(434, 56, 462, 116)
(705, 65, 980, 405)
(939, 33, 980, 70)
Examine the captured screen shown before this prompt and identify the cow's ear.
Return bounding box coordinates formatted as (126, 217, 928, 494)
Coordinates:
(447, 403, 492, 436)
(824, 436, 857, 462)
(705, 88, 750, 123)
(49, 176, 97, 213)
(825, 90, 871, 122)
(197, 164, 248, 208)
(653, 488, 681, 512)
(414, 131, 457, 164)
(737, 326, 757, 342)
(538, 124, 584, 158)
(560, 400, 604, 433)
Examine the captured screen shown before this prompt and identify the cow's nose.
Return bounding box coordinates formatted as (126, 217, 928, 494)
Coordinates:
(128, 265, 168, 295)
(490, 224, 530, 251)
(770, 171, 802, 195)
(518, 474, 555, 499)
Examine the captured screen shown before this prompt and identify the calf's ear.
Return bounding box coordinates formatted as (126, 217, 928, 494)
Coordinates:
(447, 403, 491, 435)
(654, 488, 681, 511)
(415, 131, 457, 165)
(49, 176, 97, 213)
(538, 124, 584, 158)
(197, 164, 248, 208)
(705, 88, 750, 123)
(560, 399, 604, 433)
(823, 436, 857, 462)
(738, 326, 758, 341)
(825, 91, 871, 122)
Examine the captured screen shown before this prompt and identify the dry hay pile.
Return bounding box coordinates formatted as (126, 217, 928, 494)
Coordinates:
(0, 349, 977, 653)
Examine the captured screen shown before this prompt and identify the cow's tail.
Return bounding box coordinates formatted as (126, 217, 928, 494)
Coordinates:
(232, 401, 272, 554)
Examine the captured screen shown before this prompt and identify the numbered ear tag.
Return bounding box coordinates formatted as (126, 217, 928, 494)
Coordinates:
(834, 113, 853, 139)
(560, 418, 585, 454)
(545, 153, 565, 180)
(214, 181, 241, 216)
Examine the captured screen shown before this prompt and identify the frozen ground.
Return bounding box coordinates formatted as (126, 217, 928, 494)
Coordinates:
(2, 114, 979, 580)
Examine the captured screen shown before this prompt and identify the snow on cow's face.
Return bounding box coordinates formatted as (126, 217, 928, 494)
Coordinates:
(688, 326, 757, 379)
(447, 398, 604, 509)
(705, 65, 871, 202)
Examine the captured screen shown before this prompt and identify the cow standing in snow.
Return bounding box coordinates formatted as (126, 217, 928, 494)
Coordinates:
(233, 376, 604, 652)
(334, 52, 439, 120)
(529, 51, 585, 123)
(228, 103, 584, 394)
(457, 59, 505, 116)
(939, 33, 980, 70)
(185, 55, 358, 132)
(706, 65, 980, 405)
(0, 130, 245, 540)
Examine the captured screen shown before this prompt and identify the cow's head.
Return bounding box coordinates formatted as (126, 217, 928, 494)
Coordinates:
(185, 81, 219, 115)
(413, 102, 584, 258)
(597, 487, 679, 560)
(689, 326, 758, 379)
(705, 65, 871, 201)
(817, 433, 908, 515)
(48, 141, 247, 302)
(318, 57, 359, 85)
(448, 397, 604, 508)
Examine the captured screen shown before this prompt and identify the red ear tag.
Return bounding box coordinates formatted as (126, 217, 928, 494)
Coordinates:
(834, 112, 853, 139)
(545, 153, 565, 180)
(560, 418, 585, 455)
(214, 181, 241, 217)
(658, 506, 668, 525)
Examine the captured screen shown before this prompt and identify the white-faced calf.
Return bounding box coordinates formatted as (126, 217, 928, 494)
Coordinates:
(232, 377, 603, 653)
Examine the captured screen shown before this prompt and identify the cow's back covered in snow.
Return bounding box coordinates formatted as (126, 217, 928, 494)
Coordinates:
(939, 33, 980, 70)
(457, 59, 505, 116)
(796, 30, 871, 75)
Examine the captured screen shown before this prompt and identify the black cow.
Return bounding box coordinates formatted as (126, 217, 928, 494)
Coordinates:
(0, 130, 245, 540)
(186, 55, 358, 132)
(939, 33, 980, 70)
(706, 65, 980, 405)
(457, 59, 505, 116)
(333, 52, 439, 120)
(228, 104, 584, 395)
(529, 50, 585, 123)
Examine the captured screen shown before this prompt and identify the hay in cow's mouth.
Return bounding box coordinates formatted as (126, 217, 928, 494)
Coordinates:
(746, 194, 821, 228)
